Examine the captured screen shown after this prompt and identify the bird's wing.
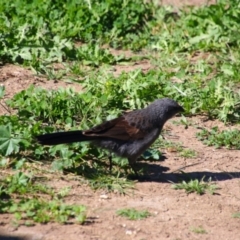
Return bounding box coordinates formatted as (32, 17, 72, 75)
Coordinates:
(82, 116, 146, 141)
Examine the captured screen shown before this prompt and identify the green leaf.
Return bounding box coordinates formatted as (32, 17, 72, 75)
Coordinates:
(0, 126, 20, 156)
(142, 149, 162, 160)
(0, 86, 5, 98)
(189, 34, 211, 44)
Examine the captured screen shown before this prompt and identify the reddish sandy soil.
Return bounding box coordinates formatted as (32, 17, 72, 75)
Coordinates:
(1, 1, 240, 240)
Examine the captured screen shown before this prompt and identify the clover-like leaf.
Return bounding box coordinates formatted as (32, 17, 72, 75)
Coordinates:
(0, 126, 20, 156)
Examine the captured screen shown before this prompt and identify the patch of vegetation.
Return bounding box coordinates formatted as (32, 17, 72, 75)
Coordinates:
(156, 139, 197, 158)
(196, 127, 240, 149)
(191, 226, 207, 234)
(0, 171, 86, 225)
(172, 116, 192, 129)
(0, 84, 137, 201)
(0, 0, 155, 64)
(88, 174, 135, 195)
(232, 212, 240, 219)
(179, 149, 196, 158)
(142, 148, 162, 160)
(171, 177, 218, 195)
(116, 208, 151, 220)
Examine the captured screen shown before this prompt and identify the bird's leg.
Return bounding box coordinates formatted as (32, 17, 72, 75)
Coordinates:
(130, 164, 139, 177)
(128, 158, 139, 177)
(108, 153, 112, 172)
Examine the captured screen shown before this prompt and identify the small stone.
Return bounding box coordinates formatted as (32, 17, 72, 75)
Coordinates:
(126, 230, 136, 235)
(99, 194, 109, 199)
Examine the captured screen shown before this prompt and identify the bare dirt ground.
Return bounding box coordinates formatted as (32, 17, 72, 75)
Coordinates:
(1, 1, 240, 240)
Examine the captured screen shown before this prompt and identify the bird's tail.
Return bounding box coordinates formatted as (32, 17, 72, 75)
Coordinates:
(36, 130, 92, 145)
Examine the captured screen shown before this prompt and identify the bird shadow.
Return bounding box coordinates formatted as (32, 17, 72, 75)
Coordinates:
(0, 235, 26, 240)
(133, 162, 240, 183)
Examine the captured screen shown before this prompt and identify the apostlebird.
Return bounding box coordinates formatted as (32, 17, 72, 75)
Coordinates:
(36, 98, 184, 175)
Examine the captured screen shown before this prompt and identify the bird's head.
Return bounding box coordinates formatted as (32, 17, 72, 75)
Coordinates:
(147, 98, 184, 126)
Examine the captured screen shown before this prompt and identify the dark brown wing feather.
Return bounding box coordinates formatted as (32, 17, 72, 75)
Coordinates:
(83, 116, 146, 141)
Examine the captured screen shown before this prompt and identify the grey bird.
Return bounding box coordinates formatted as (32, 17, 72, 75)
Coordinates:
(36, 98, 184, 175)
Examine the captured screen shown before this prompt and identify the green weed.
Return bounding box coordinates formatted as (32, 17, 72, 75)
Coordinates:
(191, 226, 207, 234)
(197, 127, 240, 149)
(89, 174, 135, 195)
(116, 208, 151, 220)
(232, 212, 240, 218)
(0, 171, 86, 224)
(172, 177, 218, 195)
(179, 149, 197, 158)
